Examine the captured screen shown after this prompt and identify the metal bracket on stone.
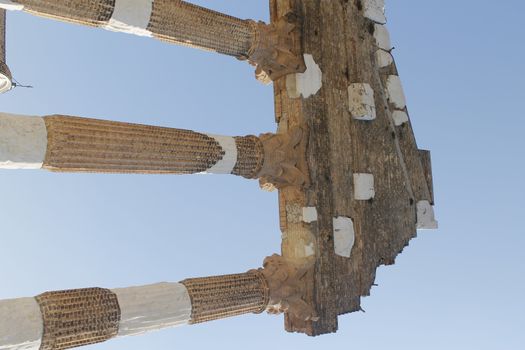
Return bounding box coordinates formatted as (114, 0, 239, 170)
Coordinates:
(245, 12, 306, 84)
(254, 255, 317, 322)
(257, 126, 309, 190)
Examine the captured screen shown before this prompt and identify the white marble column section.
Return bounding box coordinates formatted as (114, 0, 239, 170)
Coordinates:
(0, 74, 12, 93)
(112, 283, 192, 337)
(0, 113, 47, 169)
(0, 0, 155, 37)
(0, 297, 43, 350)
(202, 134, 238, 174)
(104, 0, 154, 37)
(0, 1, 23, 11)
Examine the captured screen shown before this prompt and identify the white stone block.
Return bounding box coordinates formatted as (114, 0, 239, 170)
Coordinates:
(376, 50, 393, 68)
(363, 0, 386, 24)
(374, 24, 392, 51)
(286, 54, 322, 99)
(0, 113, 47, 169)
(105, 0, 154, 37)
(0, 1, 24, 11)
(113, 283, 192, 337)
(392, 110, 409, 126)
(0, 297, 43, 350)
(302, 207, 318, 223)
(333, 217, 355, 258)
(353, 173, 375, 200)
(417, 201, 438, 230)
(0, 71, 12, 94)
(386, 75, 407, 109)
(348, 83, 376, 121)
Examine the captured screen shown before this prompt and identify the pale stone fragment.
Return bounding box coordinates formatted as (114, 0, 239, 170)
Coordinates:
(304, 243, 315, 257)
(0, 297, 43, 350)
(333, 217, 355, 258)
(376, 50, 393, 68)
(104, 0, 154, 37)
(286, 54, 322, 99)
(0, 72, 12, 93)
(416, 201, 438, 230)
(374, 24, 392, 51)
(113, 283, 192, 337)
(348, 83, 376, 120)
(0, 113, 47, 169)
(386, 75, 407, 109)
(353, 173, 375, 200)
(302, 207, 318, 223)
(0, 1, 24, 11)
(392, 110, 409, 126)
(363, 0, 386, 24)
(282, 223, 316, 260)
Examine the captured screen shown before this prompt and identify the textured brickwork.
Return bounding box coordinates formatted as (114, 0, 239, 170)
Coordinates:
(181, 271, 269, 324)
(8, 0, 304, 81)
(148, 0, 254, 57)
(43, 115, 225, 174)
(35, 288, 120, 350)
(232, 136, 264, 179)
(11, 0, 255, 57)
(14, 0, 115, 27)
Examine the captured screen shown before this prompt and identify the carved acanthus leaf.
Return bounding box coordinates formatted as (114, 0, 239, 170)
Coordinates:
(254, 255, 318, 322)
(257, 126, 309, 189)
(246, 13, 306, 84)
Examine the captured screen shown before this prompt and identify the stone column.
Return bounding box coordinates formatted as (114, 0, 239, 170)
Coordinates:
(0, 112, 307, 186)
(0, 274, 267, 350)
(0, 9, 13, 93)
(0, 0, 305, 82)
(0, 258, 312, 350)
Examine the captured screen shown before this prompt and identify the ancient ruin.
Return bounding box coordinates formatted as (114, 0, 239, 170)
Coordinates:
(0, 0, 437, 348)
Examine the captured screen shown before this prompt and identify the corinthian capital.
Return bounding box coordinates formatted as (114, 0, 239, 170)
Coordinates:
(256, 255, 317, 322)
(247, 13, 306, 84)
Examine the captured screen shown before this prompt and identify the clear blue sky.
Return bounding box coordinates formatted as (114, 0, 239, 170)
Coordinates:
(1, 1, 524, 349)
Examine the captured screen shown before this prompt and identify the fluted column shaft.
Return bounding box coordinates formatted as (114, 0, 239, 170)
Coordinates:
(44, 115, 264, 178)
(0, 271, 269, 350)
(0, 0, 305, 81)
(0, 112, 264, 179)
(11, 0, 253, 57)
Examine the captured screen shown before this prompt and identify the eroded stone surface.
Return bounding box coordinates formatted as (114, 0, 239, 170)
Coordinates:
(348, 83, 376, 120)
